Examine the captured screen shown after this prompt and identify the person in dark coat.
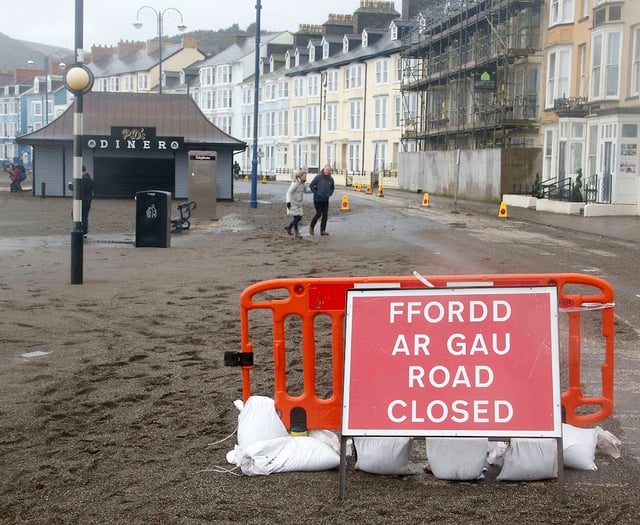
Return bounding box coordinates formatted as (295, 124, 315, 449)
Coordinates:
(308, 164, 335, 236)
(80, 166, 94, 235)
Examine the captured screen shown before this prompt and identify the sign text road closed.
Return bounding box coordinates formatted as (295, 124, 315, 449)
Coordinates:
(342, 286, 561, 438)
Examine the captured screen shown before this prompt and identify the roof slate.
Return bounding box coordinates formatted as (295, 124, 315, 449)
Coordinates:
(17, 92, 246, 149)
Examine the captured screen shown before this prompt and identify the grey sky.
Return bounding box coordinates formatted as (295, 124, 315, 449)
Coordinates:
(2, 0, 400, 49)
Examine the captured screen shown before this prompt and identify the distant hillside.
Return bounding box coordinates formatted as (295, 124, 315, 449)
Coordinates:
(0, 23, 257, 75)
(0, 32, 74, 73)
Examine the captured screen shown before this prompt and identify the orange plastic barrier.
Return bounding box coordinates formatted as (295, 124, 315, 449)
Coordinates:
(231, 273, 614, 430)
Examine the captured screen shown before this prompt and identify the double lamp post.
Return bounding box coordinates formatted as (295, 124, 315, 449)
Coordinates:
(133, 6, 186, 94)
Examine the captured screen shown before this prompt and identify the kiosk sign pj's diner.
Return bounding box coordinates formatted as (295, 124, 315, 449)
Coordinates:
(343, 286, 561, 437)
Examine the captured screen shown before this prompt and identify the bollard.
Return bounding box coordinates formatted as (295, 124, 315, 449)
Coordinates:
(41, 182, 46, 198)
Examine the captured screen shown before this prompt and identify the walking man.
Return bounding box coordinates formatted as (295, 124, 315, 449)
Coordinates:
(309, 164, 335, 236)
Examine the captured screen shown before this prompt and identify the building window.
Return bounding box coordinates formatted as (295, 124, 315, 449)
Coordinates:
(109, 77, 119, 92)
(550, 0, 574, 26)
(308, 74, 320, 97)
(546, 46, 571, 108)
(375, 59, 389, 84)
(293, 77, 304, 98)
(349, 99, 362, 130)
(278, 80, 289, 98)
(216, 88, 232, 108)
(348, 142, 361, 173)
(632, 25, 640, 97)
(394, 95, 402, 127)
(215, 65, 232, 84)
(374, 96, 388, 129)
(293, 107, 304, 137)
(307, 105, 319, 136)
(578, 44, 587, 97)
(345, 64, 363, 90)
(278, 110, 289, 136)
(326, 70, 339, 92)
(326, 102, 338, 132)
(373, 142, 387, 171)
(138, 73, 149, 90)
(544, 128, 554, 180)
(590, 29, 621, 100)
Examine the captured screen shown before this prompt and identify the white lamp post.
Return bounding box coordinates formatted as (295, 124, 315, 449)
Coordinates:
(133, 6, 187, 94)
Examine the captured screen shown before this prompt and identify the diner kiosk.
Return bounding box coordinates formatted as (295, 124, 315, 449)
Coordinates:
(16, 92, 246, 219)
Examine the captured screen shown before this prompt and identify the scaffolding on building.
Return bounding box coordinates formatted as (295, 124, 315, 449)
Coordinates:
(400, 0, 543, 151)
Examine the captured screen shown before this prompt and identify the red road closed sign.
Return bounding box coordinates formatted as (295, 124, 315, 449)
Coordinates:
(343, 286, 561, 438)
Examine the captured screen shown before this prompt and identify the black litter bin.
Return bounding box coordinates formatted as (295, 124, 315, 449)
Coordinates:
(135, 190, 171, 247)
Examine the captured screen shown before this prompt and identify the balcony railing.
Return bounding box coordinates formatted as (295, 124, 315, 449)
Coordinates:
(553, 96, 589, 116)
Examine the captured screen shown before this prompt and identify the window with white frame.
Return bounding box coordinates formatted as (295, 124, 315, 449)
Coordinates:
(308, 74, 320, 97)
(546, 46, 571, 108)
(293, 107, 304, 137)
(293, 77, 304, 97)
(394, 95, 402, 127)
(307, 105, 319, 136)
(215, 64, 232, 84)
(325, 143, 335, 168)
(242, 87, 253, 105)
(33, 100, 42, 116)
(395, 57, 403, 82)
(544, 128, 555, 180)
(109, 77, 119, 92)
(587, 124, 598, 177)
(217, 115, 232, 135)
(549, 0, 574, 26)
(138, 73, 149, 90)
(348, 142, 361, 172)
(345, 64, 363, 90)
(391, 23, 398, 41)
(323, 41, 330, 60)
(632, 25, 640, 97)
(375, 59, 389, 84)
(200, 67, 214, 86)
(292, 143, 303, 169)
(309, 45, 316, 63)
(374, 96, 388, 129)
(122, 75, 133, 92)
(10, 101, 18, 114)
(201, 90, 214, 110)
(278, 80, 289, 98)
(349, 99, 362, 130)
(343, 35, 349, 53)
(216, 88, 232, 108)
(373, 142, 387, 171)
(590, 29, 621, 100)
(242, 115, 252, 138)
(326, 70, 339, 92)
(278, 110, 289, 136)
(582, 0, 590, 18)
(326, 102, 338, 132)
(578, 44, 587, 97)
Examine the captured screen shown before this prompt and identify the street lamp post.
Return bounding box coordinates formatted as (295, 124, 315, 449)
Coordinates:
(27, 54, 66, 125)
(65, 0, 94, 285)
(133, 6, 187, 94)
(250, 0, 262, 209)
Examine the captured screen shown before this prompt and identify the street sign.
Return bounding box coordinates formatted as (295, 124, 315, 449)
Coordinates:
(343, 286, 561, 438)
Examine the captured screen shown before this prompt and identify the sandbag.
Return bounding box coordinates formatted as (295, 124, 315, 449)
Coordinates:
(426, 437, 488, 480)
(353, 436, 412, 475)
(562, 423, 598, 471)
(497, 438, 558, 481)
(235, 396, 288, 449)
(227, 435, 340, 476)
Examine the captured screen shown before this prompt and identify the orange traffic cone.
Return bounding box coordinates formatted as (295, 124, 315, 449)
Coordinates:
(261, 174, 267, 184)
(499, 201, 508, 218)
(365, 184, 372, 194)
(244, 174, 249, 181)
(421, 192, 431, 207)
(377, 185, 384, 197)
(341, 195, 351, 211)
